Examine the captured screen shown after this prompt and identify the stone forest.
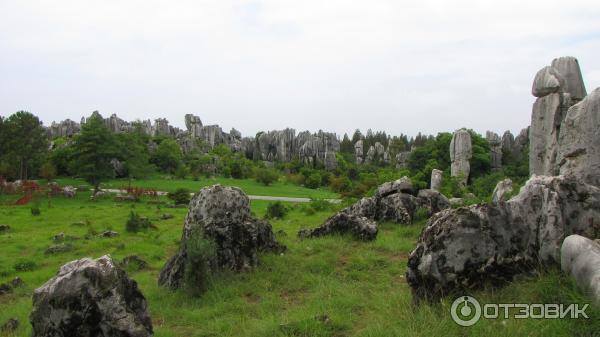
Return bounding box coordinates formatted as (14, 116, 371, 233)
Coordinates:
(1, 55, 600, 337)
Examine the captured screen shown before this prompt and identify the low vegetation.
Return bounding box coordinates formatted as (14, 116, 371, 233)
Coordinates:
(0, 192, 597, 336)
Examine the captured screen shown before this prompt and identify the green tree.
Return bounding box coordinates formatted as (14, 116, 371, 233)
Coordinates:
(115, 124, 154, 182)
(3, 111, 48, 180)
(70, 113, 118, 192)
(150, 138, 182, 174)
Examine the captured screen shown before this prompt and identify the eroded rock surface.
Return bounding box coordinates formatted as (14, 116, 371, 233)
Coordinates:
(561, 235, 600, 305)
(298, 213, 377, 241)
(450, 129, 472, 185)
(557, 88, 600, 186)
(491, 178, 513, 203)
(158, 185, 285, 290)
(407, 175, 600, 302)
(30, 255, 153, 337)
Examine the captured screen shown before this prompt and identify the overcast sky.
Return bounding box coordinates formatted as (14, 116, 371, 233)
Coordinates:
(1, 0, 599, 138)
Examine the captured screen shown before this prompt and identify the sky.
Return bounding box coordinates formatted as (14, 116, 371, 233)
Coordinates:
(1, 0, 599, 139)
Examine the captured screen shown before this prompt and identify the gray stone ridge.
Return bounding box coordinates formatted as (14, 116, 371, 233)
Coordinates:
(47, 112, 341, 169)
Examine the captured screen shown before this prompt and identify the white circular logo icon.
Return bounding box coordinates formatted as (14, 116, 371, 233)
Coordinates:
(451, 296, 481, 326)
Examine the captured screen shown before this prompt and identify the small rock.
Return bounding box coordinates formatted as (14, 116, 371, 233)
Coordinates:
(0, 224, 10, 232)
(120, 255, 148, 271)
(99, 230, 119, 238)
(298, 213, 378, 241)
(10, 277, 24, 288)
(45, 243, 72, 255)
(62, 186, 76, 198)
(160, 213, 174, 220)
(1, 318, 19, 333)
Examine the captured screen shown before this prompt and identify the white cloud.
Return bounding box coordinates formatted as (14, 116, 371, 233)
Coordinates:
(1, 0, 599, 137)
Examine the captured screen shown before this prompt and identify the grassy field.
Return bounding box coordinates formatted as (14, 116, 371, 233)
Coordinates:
(51, 177, 339, 199)
(0, 192, 598, 337)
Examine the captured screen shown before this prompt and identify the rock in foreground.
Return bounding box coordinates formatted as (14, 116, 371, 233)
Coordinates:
(561, 235, 600, 305)
(407, 175, 600, 302)
(159, 185, 285, 290)
(30, 255, 153, 337)
(298, 213, 377, 241)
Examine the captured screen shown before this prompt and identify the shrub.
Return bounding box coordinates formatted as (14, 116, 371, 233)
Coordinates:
(167, 188, 191, 205)
(329, 176, 352, 193)
(308, 199, 333, 212)
(125, 211, 153, 233)
(255, 168, 279, 186)
(413, 207, 430, 222)
(304, 173, 322, 189)
(265, 201, 288, 219)
(31, 205, 41, 216)
(184, 229, 215, 296)
(14, 260, 37, 272)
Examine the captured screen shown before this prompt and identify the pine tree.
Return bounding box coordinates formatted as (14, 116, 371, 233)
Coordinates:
(70, 112, 118, 192)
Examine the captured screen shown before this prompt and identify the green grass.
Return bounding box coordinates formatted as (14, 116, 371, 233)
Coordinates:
(0, 193, 598, 337)
(50, 177, 338, 199)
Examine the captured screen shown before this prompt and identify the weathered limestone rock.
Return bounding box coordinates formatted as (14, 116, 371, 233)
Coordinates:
(407, 175, 600, 302)
(354, 140, 364, 164)
(298, 213, 377, 241)
(561, 235, 600, 305)
(529, 56, 587, 177)
(416, 189, 450, 216)
(30, 255, 153, 337)
(378, 193, 418, 224)
(491, 178, 513, 203)
(551, 56, 587, 101)
(430, 169, 443, 191)
(532, 66, 565, 97)
(48, 119, 80, 139)
(450, 129, 472, 185)
(158, 185, 285, 290)
(184, 114, 203, 137)
(154, 118, 173, 136)
(395, 151, 411, 168)
(486, 131, 503, 171)
(557, 88, 600, 186)
(530, 92, 571, 176)
(375, 176, 413, 197)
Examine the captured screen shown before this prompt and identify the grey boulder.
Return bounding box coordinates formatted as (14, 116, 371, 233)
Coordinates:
(158, 185, 285, 290)
(561, 235, 600, 305)
(298, 213, 377, 241)
(30, 255, 153, 337)
(531, 66, 565, 97)
(407, 175, 600, 302)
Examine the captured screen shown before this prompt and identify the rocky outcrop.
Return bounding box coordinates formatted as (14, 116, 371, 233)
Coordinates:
(158, 185, 285, 290)
(491, 178, 513, 203)
(530, 92, 571, 176)
(561, 235, 600, 305)
(486, 131, 502, 171)
(30, 255, 153, 337)
(184, 114, 203, 137)
(450, 129, 472, 185)
(375, 176, 413, 197)
(407, 175, 600, 302)
(532, 66, 565, 97)
(430, 169, 442, 191)
(395, 151, 411, 168)
(557, 88, 600, 186)
(551, 56, 587, 102)
(529, 56, 587, 177)
(354, 140, 364, 164)
(48, 119, 80, 139)
(365, 142, 385, 163)
(298, 213, 377, 241)
(416, 189, 450, 216)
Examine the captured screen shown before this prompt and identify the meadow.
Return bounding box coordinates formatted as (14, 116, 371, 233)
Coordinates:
(52, 177, 339, 199)
(0, 189, 598, 337)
